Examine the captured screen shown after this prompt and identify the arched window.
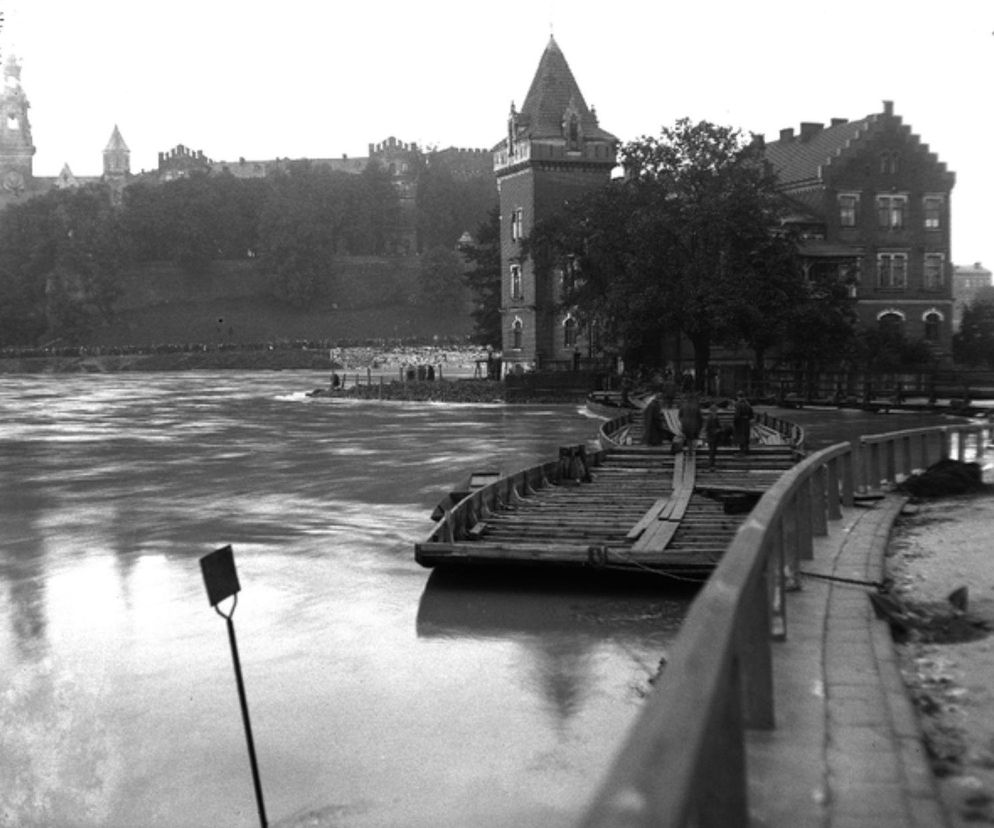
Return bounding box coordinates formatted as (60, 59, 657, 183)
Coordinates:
(563, 316, 577, 348)
(512, 318, 523, 350)
(923, 311, 943, 342)
(878, 311, 905, 337)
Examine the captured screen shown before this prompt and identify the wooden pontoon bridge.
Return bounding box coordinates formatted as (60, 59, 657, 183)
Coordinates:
(415, 409, 805, 575)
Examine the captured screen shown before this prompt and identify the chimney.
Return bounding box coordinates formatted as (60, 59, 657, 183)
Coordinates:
(799, 122, 823, 142)
(779, 127, 794, 142)
(830, 118, 848, 127)
(751, 133, 765, 150)
(883, 100, 894, 116)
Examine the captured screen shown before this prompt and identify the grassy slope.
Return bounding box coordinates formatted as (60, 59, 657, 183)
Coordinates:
(84, 258, 475, 347)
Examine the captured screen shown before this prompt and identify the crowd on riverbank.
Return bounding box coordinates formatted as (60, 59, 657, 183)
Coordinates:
(0, 338, 495, 376)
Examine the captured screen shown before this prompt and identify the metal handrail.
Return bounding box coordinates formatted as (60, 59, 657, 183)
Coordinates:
(580, 422, 989, 827)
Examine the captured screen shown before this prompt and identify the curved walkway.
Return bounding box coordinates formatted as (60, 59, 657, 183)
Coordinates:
(746, 495, 948, 828)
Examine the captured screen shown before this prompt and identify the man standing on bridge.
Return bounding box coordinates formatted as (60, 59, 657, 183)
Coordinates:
(733, 391, 753, 453)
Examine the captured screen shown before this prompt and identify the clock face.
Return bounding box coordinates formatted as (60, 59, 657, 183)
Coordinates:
(2, 169, 24, 191)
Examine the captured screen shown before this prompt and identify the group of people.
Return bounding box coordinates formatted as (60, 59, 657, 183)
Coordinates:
(643, 391, 754, 471)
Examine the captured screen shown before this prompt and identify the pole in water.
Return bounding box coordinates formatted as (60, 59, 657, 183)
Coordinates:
(200, 545, 268, 828)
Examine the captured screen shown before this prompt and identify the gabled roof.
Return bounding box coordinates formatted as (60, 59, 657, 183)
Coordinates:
(515, 36, 616, 143)
(105, 125, 129, 153)
(764, 119, 869, 188)
(764, 103, 954, 190)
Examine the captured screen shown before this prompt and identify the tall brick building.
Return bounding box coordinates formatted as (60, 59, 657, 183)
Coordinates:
(494, 36, 617, 372)
(763, 102, 956, 357)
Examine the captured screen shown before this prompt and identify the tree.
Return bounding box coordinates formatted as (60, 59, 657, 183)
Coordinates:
(954, 287, 994, 367)
(530, 119, 823, 387)
(0, 185, 129, 344)
(418, 245, 466, 310)
(460, 207, 502, 346)
(256, 162, 341, 306)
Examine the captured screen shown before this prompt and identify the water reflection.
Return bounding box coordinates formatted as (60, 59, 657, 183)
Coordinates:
(418, 568, 694, 727)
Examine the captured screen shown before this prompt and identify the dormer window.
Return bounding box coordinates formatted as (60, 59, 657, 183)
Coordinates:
(568, 115, 580, 150)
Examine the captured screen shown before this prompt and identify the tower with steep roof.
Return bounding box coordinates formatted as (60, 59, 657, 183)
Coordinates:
(0, 55, 35, 197)
(103, 125, 130, 205)
(494, 36, 617, 371)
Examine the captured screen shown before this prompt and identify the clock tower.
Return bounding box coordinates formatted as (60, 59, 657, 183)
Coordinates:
(0, 55, 35, 197)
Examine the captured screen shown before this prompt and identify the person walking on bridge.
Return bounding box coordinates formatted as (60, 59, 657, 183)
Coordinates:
(678, 393, 702, 454)
(733, 391, 754, 453)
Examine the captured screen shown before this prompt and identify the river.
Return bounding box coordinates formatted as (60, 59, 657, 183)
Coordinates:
(0, 372, 694, 828)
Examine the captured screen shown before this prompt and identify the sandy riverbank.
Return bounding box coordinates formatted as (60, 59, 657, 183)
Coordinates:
(888, 490, 994, 826)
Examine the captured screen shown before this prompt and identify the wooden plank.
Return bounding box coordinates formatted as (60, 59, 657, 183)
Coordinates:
(626, 453, 684, 540)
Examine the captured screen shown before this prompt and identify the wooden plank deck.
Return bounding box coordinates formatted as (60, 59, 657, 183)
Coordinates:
(416, 411, 800, 575)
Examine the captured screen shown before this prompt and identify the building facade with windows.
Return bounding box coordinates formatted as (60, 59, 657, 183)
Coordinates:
(493, 36, 618, 372)
(763, 101, 956, 355)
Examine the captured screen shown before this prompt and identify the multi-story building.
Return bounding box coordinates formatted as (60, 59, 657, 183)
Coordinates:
(952, 262, 992, 328)
(763, 102, 956, 356)
(493, 36, 618, 372)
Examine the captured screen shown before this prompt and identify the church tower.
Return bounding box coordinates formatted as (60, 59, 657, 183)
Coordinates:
(103, 125, 130, 205)
(0, 55, 35, 197)
(494, 36, 617, 372)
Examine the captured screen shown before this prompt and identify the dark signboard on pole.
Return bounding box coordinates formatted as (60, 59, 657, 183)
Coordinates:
(199, 545, 267, 828)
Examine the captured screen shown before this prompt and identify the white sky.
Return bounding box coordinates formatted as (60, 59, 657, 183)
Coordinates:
(3, 0, 992, 267)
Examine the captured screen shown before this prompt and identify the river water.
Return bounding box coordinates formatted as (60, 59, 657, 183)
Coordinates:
(0, 372, 693, 828)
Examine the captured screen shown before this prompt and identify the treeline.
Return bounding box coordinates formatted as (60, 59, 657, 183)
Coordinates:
(0, 159, 497, 347)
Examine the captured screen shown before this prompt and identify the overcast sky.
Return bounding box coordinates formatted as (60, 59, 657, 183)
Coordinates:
(3, 0, 991, 267)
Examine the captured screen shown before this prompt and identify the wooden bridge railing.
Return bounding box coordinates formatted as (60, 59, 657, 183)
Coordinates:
(580, 421, 990, 827)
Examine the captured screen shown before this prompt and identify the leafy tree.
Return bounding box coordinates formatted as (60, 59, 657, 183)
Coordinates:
(461, 207, 502, 347)
(954, 287, 994, 367)
(347, 161, 400, 255)
(256, 162, 341, 306)
(530, 119, 821, 386)
(416, 162, 497, 252)
(0, 185, 129, 344)
(418, 245, 465, 310)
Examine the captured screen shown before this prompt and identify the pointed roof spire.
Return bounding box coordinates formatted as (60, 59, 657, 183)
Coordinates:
(105, 124, 129, 152)
(517, 37, 615, 142)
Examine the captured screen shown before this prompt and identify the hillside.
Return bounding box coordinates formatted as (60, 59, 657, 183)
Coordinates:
(82, 256, 476, 347)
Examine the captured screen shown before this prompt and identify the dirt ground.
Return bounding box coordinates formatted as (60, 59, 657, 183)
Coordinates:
(887, 490, 994, 826)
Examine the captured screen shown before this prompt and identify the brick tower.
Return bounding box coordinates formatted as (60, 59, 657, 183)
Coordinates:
(494, 36, 617, 372)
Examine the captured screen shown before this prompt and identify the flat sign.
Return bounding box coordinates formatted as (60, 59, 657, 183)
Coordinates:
(200, 545, 241, 607)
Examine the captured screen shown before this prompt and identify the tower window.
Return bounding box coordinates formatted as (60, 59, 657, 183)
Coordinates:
(510, 208, 523, 242)
(512, 318, 523, 350)
(7, 115, 18, 130)
(510, 264, 522, 300)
